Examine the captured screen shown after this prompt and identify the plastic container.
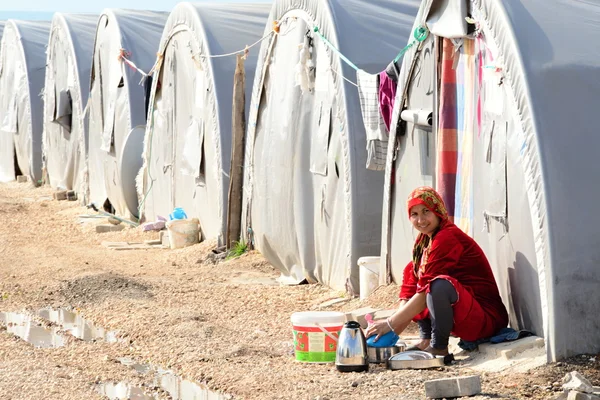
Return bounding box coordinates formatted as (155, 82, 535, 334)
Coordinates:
(169, 207, 187, 220)
(165, 218, 199, 249)
(291, 311, 345, 363)
(358, 256, 380, 300)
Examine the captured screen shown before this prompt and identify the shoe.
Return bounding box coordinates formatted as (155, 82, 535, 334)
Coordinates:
(424, 346, 449, 356)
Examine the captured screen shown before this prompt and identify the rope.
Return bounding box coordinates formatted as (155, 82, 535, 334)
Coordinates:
(119, 49, 148, 79)
(196, 30, 275, 59)
(328, 66, 358, 87)
(313, 26, 359, 71)
(393, 26, 429, 63)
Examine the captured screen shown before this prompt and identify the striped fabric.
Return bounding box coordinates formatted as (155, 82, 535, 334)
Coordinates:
(454, 39, 477, 236)
(436, 38, 459, 221)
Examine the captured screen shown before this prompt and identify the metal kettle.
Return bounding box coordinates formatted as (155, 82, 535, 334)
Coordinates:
(335, 321, 368, 372)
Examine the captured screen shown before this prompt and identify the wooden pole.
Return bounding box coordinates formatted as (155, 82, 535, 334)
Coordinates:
(226, 54, 246, 249)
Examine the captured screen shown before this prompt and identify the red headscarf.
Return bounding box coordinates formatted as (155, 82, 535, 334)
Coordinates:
(407, 186, 450, 276)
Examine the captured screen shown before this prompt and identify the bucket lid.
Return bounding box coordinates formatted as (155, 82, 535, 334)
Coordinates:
(291, 311, 345, 326)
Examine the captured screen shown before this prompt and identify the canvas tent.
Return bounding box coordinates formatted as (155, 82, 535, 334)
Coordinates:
(87, 9, 168, 217)
(379, 0, 600, 361)
(43, 13, 98, 200)
(0, 20, 51, 184)
(138, 2, 271, 245)
(241, 0, 420, 293)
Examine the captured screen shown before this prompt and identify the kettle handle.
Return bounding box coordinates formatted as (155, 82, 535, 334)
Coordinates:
(315, 322, 338, 342)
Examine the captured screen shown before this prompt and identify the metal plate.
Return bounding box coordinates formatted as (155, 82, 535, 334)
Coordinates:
(386, 350, 445, 370)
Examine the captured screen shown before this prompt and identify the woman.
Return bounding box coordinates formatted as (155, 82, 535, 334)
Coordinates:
(365, 186, 508, 356)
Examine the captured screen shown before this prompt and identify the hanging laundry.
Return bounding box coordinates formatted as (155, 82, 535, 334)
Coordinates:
(436, 38, 459, 221)
(453, 39, 477, 236)
(294, 37, 315, 94)
(379, 71, 397, 133)
(356, 69, 388, 171)
(384, 59, 401, 84)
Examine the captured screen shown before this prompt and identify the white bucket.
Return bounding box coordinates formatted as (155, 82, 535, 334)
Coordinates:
(290, 311, 345, 363)
(358, 256, 380, 300)
(165, 218, 200, 249)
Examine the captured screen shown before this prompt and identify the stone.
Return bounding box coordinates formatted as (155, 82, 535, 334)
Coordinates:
(16, 175, 27, 183)
(53, 190, 68, 201)
(563, 372, 595, 394)
(424, 375, 481, 399)
(96, 224, 125, 233)
(144, 240, 162, 246)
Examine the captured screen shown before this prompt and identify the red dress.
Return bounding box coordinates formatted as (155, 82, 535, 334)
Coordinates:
(399, 223, 508, 341)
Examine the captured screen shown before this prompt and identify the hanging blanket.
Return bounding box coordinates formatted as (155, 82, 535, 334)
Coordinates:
(454, 39, 477, 236)
(436, 38, 459, 220)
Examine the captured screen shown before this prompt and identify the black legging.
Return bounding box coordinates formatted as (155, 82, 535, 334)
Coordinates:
(417, 279, 458, 349)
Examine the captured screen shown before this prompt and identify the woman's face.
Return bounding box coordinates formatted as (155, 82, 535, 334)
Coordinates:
(409, 204, 440, 237)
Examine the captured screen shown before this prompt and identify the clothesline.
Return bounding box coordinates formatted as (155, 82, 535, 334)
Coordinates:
(118, 20, 287, 82)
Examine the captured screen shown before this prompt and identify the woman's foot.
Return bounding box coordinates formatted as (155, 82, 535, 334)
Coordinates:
(424, 345, 449, 356)
(416, 339, 431, 350)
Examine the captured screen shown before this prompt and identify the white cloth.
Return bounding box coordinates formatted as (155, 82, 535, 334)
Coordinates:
(356, 69, 388, 171)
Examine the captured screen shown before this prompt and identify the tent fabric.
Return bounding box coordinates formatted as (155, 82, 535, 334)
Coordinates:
(0, 20, 50, 184)
(241, 0, 420, 293)
(380, 0, 600, 361)
(43, 13, 97, 199)
(87, 9, 168, 217)
(138, 2, 271, 245)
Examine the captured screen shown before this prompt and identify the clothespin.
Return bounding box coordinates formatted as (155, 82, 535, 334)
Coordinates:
(272, 20, 280, 34)
(242, 45, 250, 60)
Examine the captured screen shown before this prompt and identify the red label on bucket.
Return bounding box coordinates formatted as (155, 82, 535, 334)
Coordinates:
(292, 325, 341, 363)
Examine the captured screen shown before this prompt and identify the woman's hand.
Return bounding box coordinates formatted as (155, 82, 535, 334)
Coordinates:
(364, 319, 391, 342)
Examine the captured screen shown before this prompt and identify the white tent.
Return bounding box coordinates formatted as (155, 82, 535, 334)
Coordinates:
(241, 0, 420, 293)
(43, 13, 98, 199)
(379, 0, 600, 361)
(87, 9, 168, 217)
(138, 2, 271, 244)
(0, 20, 51, 184)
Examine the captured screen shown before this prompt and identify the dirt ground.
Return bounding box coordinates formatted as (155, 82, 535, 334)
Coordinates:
(1, 182, 599, 400)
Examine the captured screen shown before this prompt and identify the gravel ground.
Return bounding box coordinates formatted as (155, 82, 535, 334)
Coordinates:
(0, 181, 599, 400)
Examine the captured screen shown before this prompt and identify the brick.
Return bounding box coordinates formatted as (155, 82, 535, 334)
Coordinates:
(53, 190, 68, 201)
(96, 224, 125, 233)
(424, 375, 481, 399)
(16, 175, 27, 183)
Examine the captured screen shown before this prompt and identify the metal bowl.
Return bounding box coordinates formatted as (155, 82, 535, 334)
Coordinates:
(367, 342, 406, 364)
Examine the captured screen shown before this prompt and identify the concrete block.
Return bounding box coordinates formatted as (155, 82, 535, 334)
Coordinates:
(424, 375, 481, 399)
(96, 224, 125, 233)
(373, 309, 396, 320)
(53, 190, 68, 201)
(66, 190, 77, 201)
(567, 391, 600, 400)
(160, 230, 170, 247)
(346, 307, 380, 327)
(477, 336, 545, 359)
(317, 298, 350, 309)
(16, 175, 28, 183)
